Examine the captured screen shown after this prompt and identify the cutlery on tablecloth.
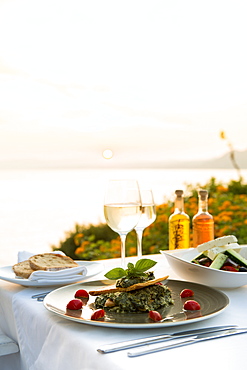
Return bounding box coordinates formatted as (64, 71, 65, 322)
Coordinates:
(31, 292, 51, 301)
(127, 328, 247, 357)
(97, 325, 237, 354)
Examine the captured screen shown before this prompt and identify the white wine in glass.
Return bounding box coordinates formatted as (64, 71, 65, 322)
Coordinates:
(104, 180, 141, 267)
(135, 189, 156, 259)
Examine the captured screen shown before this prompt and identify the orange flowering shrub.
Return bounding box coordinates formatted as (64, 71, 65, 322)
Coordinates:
(52, 177, 247, 260)
(184, 177, 247, 245)
(52, 223, 118, 260)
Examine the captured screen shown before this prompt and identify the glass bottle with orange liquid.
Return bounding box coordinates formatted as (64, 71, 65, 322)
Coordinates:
(192, 189, 214, 247)
(169, 190, 190, 249)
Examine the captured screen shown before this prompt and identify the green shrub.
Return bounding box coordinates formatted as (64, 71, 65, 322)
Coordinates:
(52, 177, 247, 260)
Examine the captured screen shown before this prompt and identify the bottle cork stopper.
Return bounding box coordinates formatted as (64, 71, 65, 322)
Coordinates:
(199, 189, 208, 200)
(175, 190, 183, 197)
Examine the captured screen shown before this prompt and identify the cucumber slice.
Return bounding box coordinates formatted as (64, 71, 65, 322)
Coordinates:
(191, 252, 208, 263)
(224, 249, 247, 268)
(209, 253, 228, 270)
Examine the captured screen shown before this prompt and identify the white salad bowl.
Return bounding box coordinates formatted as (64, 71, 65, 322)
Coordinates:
(160, 245, 247, 289)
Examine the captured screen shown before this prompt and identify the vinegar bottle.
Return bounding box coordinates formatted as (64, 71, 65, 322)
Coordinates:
(169, 190, 190, 249)
(192, 189, 214, 247)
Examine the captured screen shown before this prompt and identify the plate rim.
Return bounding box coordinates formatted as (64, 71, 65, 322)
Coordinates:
(43, 278, 229, 329)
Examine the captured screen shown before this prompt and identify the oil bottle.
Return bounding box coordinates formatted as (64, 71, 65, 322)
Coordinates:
(192, 189, 214, 247)
(169, 190, 190, 249)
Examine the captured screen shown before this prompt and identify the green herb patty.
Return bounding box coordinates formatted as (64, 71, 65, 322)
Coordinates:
(94, 284, 174, 313)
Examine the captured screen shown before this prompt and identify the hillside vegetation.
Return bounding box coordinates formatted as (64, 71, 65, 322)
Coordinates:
(52, 177, 247, 260)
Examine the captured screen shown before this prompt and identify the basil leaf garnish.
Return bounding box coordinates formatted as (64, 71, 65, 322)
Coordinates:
(127, 262, 135, 270)
(135, 258, 157, 272)
(104, 258, 157, 280)
(104, 267, 126, 280)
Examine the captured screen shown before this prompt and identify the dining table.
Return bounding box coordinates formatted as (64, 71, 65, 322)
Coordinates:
(0, 252, 247, 370)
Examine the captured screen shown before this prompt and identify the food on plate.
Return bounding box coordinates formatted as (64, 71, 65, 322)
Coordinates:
(63, 280, 204, 324)
(93, 283, 172, 313)
(89, 276, 167, 296)
(12, 260, 36, 279)
(66, 299, 83, 310)
(74, 289, 89, 305)
(29, 253, 78, 271)
(221, 265, 238, 272)
(183, 300, 201, 311)
(89, 259, 174, 313)
(91, 309, 105, 320)
(180, 289, 194, 298)
(12, 253, 78, 278)
(196, 235, 238, 253)
(148, 310, 162, 322)
(191, 235, 247, 272)
(74, 289, 89, 299)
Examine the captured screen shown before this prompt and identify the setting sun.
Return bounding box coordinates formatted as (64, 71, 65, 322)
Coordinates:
(102, 149, 113, 159)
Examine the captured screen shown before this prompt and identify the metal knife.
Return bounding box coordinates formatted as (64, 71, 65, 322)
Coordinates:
(127, 328, 247, 357)
(97, 325, 237, 354)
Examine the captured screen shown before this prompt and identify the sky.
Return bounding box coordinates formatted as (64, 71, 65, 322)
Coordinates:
(0, 0, 247, 167)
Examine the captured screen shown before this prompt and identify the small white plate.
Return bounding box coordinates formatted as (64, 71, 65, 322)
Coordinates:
(0, 261, 104, 287)
(161, 246, 247, 289)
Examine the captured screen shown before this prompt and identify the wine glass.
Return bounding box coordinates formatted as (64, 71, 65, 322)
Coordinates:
(135, 189, 156, 259)
(104, 179, 142, 267)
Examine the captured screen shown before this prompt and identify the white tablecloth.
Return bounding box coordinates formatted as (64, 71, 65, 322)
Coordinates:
(1, 254, 247, 370)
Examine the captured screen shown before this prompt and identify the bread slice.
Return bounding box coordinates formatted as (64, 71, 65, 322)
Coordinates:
(197, 235, 238, 253)
(29, 253, 78, 271)
(12, 260, 35, 279)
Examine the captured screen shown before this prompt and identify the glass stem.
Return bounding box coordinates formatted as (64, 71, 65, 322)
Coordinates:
(119, 233, 127, 268)
(136, 228, 144, 259)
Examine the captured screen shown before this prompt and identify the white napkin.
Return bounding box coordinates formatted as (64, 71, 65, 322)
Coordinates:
(17, 250, 87, 282)
(28, 266, 87, 282)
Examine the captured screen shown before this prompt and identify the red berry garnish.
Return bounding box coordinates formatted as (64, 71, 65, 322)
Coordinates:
(180, 289, 194, 298)
(74, 289, 89, 299)
(183, 300, 201, 311)
(91, 309, 105, 320)
(66, 299, 83, 310)
(148, 310, 162, 322)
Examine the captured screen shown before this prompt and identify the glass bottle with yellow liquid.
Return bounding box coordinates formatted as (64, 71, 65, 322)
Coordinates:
(192, 189, 214, 247)
(169, 190, 190, 249)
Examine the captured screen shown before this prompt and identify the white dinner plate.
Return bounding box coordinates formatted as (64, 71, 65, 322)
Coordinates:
(0, 261, 104, 287)
(43, 279, 229, 329)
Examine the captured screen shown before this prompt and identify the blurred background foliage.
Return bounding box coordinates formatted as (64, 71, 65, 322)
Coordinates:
(52, 177, 247, 260)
